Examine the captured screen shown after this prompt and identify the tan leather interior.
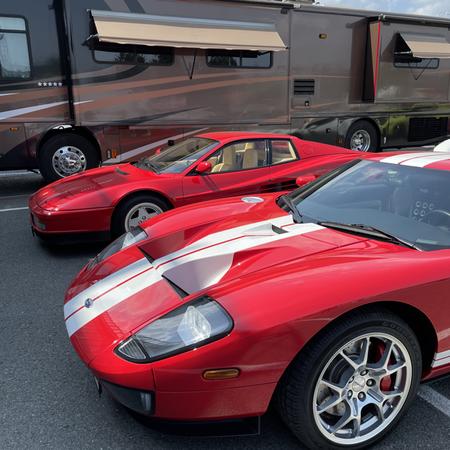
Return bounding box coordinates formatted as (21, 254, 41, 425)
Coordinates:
(242, 147, 258, 169)
(211, 146, 236, 173)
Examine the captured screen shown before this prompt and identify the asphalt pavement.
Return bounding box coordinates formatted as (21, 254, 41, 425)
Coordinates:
(0, 170, 449, 449)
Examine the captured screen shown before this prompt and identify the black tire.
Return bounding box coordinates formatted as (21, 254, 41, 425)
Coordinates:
(38, 133, 99, 183)
(111, 193, 171, 238)
(344, 121, 380, 152)
(277, 309, 421, 450)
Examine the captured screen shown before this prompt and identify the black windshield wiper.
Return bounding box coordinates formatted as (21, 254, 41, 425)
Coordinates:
(279, 195, 303, 224)
(318, 221, 421, 250)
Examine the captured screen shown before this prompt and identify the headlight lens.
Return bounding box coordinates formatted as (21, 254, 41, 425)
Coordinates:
(115, 296, 233, 363)
(93, 227, 147, 265)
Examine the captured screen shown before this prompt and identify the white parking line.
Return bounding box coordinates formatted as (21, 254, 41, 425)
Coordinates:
(418, 385, 450, 419)
(0, 207, 29, 213)
(0, 171, 39, 178)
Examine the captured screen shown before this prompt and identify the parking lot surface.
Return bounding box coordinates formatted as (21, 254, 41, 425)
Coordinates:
(1, 170, 449, 449)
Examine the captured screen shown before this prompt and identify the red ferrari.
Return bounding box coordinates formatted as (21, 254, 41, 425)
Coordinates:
(29, 132, 359, 240)
(65, 151, 450, 449)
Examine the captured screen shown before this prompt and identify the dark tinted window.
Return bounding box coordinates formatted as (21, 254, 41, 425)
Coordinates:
(206, 50, 271, 69)
(394, 56, 439, 69)
(0, 17, 31, 81)
(93, 41, 173, 66)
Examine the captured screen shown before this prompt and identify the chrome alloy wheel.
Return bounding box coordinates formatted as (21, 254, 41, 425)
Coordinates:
(52, 146, 87, 177)
(125, 202, 164, 231)
(312, 333, 412, 446)
(350, 130, 371, 152)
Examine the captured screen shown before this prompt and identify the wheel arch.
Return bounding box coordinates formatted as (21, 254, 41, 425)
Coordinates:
(36, 126, 102, 162)
(275, 300, 437, 397)
(344, 118, 382, 150)
(111, 188, 174, 227)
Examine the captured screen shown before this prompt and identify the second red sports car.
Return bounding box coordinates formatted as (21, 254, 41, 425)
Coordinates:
(29, 132, 359, 240)
(65, 151, 450, 449)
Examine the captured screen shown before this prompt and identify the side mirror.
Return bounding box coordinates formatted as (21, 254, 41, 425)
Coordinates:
(195, 161, 212, 174)
(296, 174, 317, 187)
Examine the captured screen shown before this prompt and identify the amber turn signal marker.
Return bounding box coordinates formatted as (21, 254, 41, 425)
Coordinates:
(203, 368, 240, 380)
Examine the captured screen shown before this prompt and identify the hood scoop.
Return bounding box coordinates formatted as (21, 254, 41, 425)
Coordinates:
(151, 217, 324, 294)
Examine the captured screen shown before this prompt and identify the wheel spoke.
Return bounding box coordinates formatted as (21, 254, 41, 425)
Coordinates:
(382, 389, 403, 401)
(317, 394, 343, 414)
(320, 379, 345, 395)
(340, 350, 359, 370)
(331, 408, 353, 434)
(359, 337, 370, 366)
(386, 360, 406, 376)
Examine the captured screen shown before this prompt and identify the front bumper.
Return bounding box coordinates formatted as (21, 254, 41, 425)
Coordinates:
(98, 376, 276, 420)
(29, 198, 112, 236)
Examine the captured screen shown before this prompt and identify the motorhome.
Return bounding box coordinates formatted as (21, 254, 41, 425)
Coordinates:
(1, 0, 449, 181)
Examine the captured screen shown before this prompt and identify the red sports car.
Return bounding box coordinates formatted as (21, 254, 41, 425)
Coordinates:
(29, 132, 359, 240)
(65, 150, 450, 449)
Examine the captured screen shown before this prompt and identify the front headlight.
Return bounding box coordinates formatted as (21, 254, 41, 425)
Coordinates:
(93, 227, 148, 265)
(115, 296, 233, 363)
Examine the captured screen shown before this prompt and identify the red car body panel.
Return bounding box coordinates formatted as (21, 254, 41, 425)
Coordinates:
(64, 151, 450, 421)
(30, 132, 361, 236)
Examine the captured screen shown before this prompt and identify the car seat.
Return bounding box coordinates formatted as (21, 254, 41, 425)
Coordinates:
(211, 146, 236, 173)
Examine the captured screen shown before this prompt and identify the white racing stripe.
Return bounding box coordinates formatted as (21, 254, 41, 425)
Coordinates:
(157, 221, 323, 293)
(380, 152, 450, 168)
(400, 153, 450, 168)
(380, 152, 433, 165)
(65, 215, 324, 336)
(66, 267, 162, 337)
(431, 349, 450, 368)
(63, 257, 151, 319)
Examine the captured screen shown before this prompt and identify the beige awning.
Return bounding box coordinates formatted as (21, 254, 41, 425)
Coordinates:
(398, 33, 450, 59)
(90, 10, 287, 52)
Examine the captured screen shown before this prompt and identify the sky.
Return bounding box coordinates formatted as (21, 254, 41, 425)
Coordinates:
(320, 0, 450, 18)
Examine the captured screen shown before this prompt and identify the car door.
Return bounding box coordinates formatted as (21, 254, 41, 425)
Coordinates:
(181, 139, 274, 205)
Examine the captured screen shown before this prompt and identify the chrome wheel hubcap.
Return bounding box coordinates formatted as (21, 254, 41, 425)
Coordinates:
(350, 130, 371, 152)
(125, 202, 164, 231)
(52, 146, 87, 177)
(313, 333, 412, 446)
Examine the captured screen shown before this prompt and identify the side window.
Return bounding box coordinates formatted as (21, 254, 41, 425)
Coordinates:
(92, 41, 173, 66)
(270, 140, 298, 165)
(0, 17, 31, 81)
(393, 34, 439, 70)
(208, 140, 267, 173)
(206, 50, 272, 69)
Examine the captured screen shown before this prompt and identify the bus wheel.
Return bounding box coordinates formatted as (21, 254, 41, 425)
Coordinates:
(38, 133, 99, 182)
(345, 121, 379, 152)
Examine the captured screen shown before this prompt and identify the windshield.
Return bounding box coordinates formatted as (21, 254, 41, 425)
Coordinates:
(138, 138, 218, 174)
(290, 160, 450, 251)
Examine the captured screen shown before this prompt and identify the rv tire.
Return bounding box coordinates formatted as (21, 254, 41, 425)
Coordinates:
(39, 133, 99, 182)
(345, 121, 379, 152)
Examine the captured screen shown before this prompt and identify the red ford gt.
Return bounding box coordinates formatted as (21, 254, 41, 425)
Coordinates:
(29, 132, 359, 241)
(65, 151, 450, 449)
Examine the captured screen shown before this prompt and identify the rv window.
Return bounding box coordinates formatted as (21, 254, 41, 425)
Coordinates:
(0, 16, 31, 81)
(206, 50, 272, 69)
(93, 41, 173, 66)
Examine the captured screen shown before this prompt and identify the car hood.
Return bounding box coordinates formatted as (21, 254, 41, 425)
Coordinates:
(64, 195, 374, 363)
(31, 164, 159, 211)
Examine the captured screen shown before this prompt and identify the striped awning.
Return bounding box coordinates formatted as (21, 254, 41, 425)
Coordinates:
(90, 10, 287, 52)
(397, 33, 450, 59)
